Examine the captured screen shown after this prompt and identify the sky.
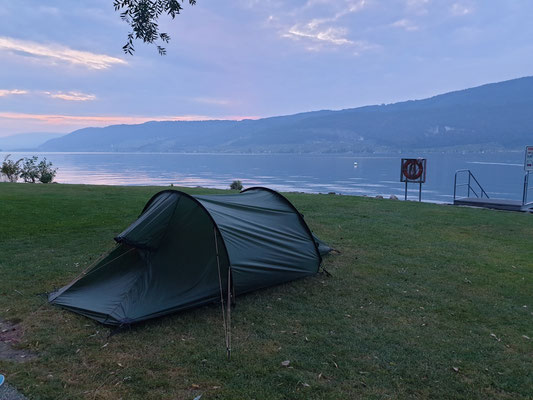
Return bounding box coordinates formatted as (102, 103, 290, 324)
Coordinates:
(0, 0, 532, 137)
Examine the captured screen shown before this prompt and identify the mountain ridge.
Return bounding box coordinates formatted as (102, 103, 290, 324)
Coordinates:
(0, 132, 65, 151)
(39, 76, 533, 153)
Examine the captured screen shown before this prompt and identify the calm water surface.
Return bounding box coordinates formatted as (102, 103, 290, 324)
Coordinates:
(1, 151, 528, 203)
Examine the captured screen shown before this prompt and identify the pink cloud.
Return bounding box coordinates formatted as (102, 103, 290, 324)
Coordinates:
(0, 112, 262, 136)
(0, 89, 28, 97)
(43, 91, 97, 101)
(0, 36, 126, 70)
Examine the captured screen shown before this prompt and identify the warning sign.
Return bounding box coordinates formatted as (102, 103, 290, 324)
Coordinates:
(525, 146, 533, 171)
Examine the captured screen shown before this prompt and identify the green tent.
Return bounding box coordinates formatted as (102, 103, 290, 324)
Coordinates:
(49, 187, 330, 325)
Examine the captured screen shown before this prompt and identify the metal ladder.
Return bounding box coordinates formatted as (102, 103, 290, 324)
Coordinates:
(453, 169, 490, 201)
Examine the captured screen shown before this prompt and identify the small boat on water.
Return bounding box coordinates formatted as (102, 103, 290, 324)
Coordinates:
(353, 161, 358, 167)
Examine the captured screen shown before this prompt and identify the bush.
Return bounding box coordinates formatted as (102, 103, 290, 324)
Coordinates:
(2, 155, 58, 184)
(230, 180, 243, 191)
(38, 158, 57, 183)
(20, 156, 40, 183)
(1, 154, 23, 182)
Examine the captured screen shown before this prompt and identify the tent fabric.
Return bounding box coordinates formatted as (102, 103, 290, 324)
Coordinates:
(49, 187, 328, 325)
(312, 233, 332, 257)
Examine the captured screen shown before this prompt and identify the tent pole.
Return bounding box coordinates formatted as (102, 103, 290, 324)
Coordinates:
(227, 267, 232, 360)
(214, 227, 229, 356)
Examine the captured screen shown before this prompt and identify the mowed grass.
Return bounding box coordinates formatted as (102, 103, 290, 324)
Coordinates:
(0, 182, 532, 400)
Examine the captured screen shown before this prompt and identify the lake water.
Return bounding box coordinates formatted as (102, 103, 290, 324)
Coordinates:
(1, 151, 528, 203)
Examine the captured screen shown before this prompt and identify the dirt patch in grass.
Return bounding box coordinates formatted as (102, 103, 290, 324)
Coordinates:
(0, 382, 30, 400)
(0, 319, 36, 362)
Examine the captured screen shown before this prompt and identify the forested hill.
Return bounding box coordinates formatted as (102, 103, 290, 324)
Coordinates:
(39, 76, 533, 153)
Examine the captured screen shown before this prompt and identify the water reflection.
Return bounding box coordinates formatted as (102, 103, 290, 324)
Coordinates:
(0, 151, 526, 203)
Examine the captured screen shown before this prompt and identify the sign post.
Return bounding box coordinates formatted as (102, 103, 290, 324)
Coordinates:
(400, 158, 427, 201)
(523, 146, 533, 205)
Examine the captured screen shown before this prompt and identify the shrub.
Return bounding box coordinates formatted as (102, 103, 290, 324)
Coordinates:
(230, 180, 243, 191)
(20, 156, 40, 183)
(1, 154, 23, 182)
(38, 158, 57, 183)
(12, 156, 58, 184)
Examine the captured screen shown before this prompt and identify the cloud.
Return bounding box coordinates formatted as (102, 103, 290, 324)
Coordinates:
(0, 36, 127, 70)
(44, 91, 97, 101)
(240, 0, 283, 9)
(0, 89, 96, 101)
(279, 0, 373, 52)
(0, 112, 259, 127)
(0, 112, 259, 136)
(406, 0, 429, 7)
(405, 0, 430, 15)
(391, 19, 419, 31)
(0, 89, 28, 97)
(0, 113, 213, 126)
(37, 6, 60, 15)
(193, 97, 232, 106)
(450, 3, 472, 16)
(283, 25, 354, 46)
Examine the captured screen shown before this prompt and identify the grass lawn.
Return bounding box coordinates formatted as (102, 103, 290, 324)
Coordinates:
(0, 182, 532, 400)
